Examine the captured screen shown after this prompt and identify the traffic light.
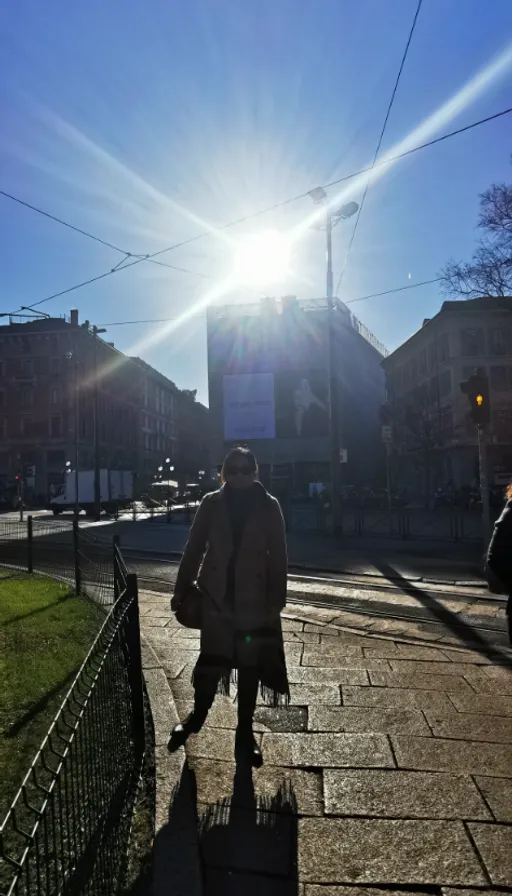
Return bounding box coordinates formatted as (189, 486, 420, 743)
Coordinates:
(460, 371, 490, 425)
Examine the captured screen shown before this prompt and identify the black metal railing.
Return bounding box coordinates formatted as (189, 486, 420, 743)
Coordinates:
(0, 519, 117, 607)
(0, 547, 145, 896)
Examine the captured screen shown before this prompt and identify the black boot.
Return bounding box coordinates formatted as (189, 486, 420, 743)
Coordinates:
(235, 670, 262, 768)
(167, 691, 213, 752)
(235, 724, 263, 768)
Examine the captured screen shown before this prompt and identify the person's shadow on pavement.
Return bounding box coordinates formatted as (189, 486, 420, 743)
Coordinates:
(198, 765, 299, 895)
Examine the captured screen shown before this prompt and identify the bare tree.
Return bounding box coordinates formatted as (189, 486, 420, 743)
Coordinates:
(439, 160, 512, 298)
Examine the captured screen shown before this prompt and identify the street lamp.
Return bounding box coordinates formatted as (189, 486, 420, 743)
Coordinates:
(308, 189, 359, 533)
(92, 326, 106, 520)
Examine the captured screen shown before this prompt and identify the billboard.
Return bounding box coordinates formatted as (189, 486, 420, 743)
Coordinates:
(275, 371, 329, 438)
(223, 373, 276, 441)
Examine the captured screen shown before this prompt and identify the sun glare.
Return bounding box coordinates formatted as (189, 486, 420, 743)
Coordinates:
(232, 230, 291, 286)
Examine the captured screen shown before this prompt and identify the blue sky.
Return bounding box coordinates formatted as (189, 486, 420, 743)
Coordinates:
(1, 0, 511, 404)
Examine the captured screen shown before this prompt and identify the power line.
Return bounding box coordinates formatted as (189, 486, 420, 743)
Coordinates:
(345, 276, 442, 305)
(0, 189, 143, 257)
(96, 276, 443, 327)
(336, 0, 423, 295)
(13, 104, 512, 313)
(0, 188, 214, 281)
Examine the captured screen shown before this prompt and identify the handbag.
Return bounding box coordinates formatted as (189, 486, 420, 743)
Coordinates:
(174, 582, 203, 629)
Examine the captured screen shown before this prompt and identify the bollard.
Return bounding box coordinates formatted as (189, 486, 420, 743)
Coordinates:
(73, 519, 81, 595)
(27, 515, 33, 573)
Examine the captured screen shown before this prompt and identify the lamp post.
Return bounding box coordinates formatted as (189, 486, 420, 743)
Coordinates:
(65, 347, 80, 519)
(308, 189, 359, 533)
(92, 326, 107, 521)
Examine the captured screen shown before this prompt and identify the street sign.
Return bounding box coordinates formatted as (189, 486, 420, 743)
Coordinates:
(381, 425, 392, 443)
(339, 449, 348, 464)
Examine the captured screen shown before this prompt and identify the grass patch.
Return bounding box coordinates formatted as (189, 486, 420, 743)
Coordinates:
(0, 574, 104, 814)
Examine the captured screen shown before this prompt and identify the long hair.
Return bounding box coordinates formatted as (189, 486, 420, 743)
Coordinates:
(506, 483, 512, 500)
(220, 446, 258, 485)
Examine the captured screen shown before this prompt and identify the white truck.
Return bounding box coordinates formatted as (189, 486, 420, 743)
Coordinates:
(50, 469, 134, 515)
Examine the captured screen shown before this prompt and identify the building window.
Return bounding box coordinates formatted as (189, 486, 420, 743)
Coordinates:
(0, 390, 4, 408)
(0, 419, 6, 439)
(47, 450, 65, 465)
(489, 328, 509, 357)
(490, 366, 512, 392)
(21, 416, 33, 436)
(0, 361, 4, 378)
(438, 333, 450, 362)
(51, 387, 59, 405)
(418, 349, 427, 376)
(428, 342, 437, 371)
(438, 407, 453, 440)
(79, 418, 87, 438)
(50, 415, 61, 438)
(438, 370, 452, 399)
(460, 328, 484, 357)
(21, 359, 34, 377)
(20, 387, 34, 407)
(51, 357, 61, 375)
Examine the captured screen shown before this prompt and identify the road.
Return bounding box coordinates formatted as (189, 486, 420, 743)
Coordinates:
(124, 550, 510, 650)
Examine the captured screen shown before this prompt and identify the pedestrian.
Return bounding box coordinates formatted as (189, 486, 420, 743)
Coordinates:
(168, 446, 290, 765)
(486, 482, 512, 644)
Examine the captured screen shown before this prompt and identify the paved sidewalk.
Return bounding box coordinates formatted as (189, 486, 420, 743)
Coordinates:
(140, 591, 512, 895)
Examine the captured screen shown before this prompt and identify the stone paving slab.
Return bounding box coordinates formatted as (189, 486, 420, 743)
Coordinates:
(287, 684, 342, 705)
(301, 653, 392, 670)
(442, 889, 506, 896)
(342, 685, 455, 713)
(262, 732, 394, 769)
(323, 769, 492, 820)
(388, 660, 481, 677)
(467, 822, 512, 886)
(463, 670, 512, 696)
(309, 706, 431, 736)
(392, 735, 512, 778)
(448, 692, 512, 716)
(369, 670, 474, 693)
(474, 776, 512, 822)
(425, 711, 512, 743)
(305, 889, 431, 896)
(190, 757, 323, 815)
(204, 867, 300, 896)
(298, 818, 486, 885)
(285, 645, 305, 664)
(287, 666, 370, 686)
(198, 799, 294, 877)
(186, 726, 263, 762)
(284, 631, 321, 644)
(303, 642, 365, 657)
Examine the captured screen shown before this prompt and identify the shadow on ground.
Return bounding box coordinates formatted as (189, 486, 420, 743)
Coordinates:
(374, 558, 511, 660)
(133, 761, 299, 895)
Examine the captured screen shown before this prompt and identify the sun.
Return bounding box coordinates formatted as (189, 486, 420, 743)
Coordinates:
(231, 230, 291, 287)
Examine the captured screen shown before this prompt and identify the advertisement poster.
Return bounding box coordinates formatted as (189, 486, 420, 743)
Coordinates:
(275, 371, 329, 438)
(223, 373, 276, 441)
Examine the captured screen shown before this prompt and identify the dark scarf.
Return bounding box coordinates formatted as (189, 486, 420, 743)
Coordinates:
(224, 481, 266, 608)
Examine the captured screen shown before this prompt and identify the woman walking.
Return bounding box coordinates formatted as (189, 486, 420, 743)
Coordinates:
(487, 482, 512, 644)
(168, 447, 289, 765)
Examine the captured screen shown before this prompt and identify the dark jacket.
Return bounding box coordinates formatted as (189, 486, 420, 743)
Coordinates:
(487, 498, 512, 592)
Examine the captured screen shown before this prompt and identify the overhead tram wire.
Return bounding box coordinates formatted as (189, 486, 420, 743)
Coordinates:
(97, 276, 444, 327)
(335, 0, 424, 296)
(4, 104, 511, 315)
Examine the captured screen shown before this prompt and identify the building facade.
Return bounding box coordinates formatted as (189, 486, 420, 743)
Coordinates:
(207, 296, 387, 494)
(0, 310, 206, 501)
(382, 296, 512, 500)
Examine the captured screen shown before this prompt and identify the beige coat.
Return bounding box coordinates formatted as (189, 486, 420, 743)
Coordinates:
(174, 486, 288, 631)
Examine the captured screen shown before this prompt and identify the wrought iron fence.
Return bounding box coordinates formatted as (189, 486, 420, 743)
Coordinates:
(0, 519, 116, 607)
(287, 502, 498, 541)
(0, 546, 145, 895)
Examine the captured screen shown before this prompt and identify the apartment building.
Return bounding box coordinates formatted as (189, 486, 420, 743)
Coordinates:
(382, 296, 512, 499)
(0, 310, 206, 500)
